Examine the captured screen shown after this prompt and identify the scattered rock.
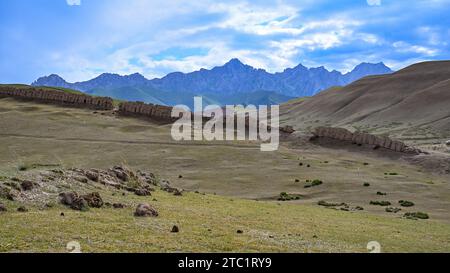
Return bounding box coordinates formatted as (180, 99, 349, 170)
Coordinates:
(377, 192, 387, 196)
(280, 125, 295, 134)
(59, 192, 89, 211)
(113, 203, 126, 209)
(60, 212, 65, 217)
(17, 206, 28, 213)
(134, 188, 152, 196)
(21, 180, 37, 191)
(178, 175, 183, 179)
(171, 225, 180, 233)
(237, 230, 244, 234)
(81, 192, 104, 208)
(134, 203, 158, 217)
(0, 186, 16, 201)
(363, 183, 370, 187)
(85, 171, 99, 182)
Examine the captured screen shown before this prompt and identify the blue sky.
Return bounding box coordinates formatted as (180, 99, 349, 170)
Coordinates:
(0, 0, 449, 83)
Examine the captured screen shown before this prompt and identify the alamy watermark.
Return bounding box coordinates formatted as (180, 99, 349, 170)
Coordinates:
(171, 97, 280, 152)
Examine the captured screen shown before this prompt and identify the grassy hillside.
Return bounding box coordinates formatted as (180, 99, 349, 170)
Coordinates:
(1, 181, 449, 253)
(280, 61, 450, 143)
(1, 97, 449, 252)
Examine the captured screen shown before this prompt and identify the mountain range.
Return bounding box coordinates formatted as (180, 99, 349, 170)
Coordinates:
(280, 60, 450, 138)
(32, 59, 392, 107)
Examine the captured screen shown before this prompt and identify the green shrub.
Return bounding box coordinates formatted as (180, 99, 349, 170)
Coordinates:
(278, 192, 301, 201)
(399, 200, 415, 207)
(304, 179, 323, 188)
(404, 212, 429, 220)
(370, 201, 391, 206)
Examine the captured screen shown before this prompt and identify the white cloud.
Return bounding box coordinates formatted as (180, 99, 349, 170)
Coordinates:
(367, 0, 381, 6)
(393, 41, 439, 56)
(66, 0, 81, 6)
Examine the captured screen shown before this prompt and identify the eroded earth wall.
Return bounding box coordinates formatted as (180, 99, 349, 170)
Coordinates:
(313, 127, 423, 154)
(0, 86, 114, 110)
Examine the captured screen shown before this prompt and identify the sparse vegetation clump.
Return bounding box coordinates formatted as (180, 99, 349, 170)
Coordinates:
(278, 192, 301, 201)
(399, 200, 415, 207)
(404, 212, 429, 220)
(304, 179, 323, 188)
(370, 201, 391, 206)
(318, 200, 346, 207)
(363, 183, 370, 187)
(386, 207, 401, 213)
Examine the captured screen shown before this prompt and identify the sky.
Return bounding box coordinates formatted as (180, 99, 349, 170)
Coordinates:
(0, 0, 449, 83)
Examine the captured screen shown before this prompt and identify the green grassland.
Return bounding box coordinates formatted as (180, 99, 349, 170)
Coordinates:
(1, 96, 450, 252)
(1, 185, 449, 253)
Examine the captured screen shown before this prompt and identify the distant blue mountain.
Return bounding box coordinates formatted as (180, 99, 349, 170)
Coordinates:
(32, 59, 392, 106)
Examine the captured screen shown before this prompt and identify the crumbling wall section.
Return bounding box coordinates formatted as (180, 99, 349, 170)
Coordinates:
(313, 127, 422, 154)
(118, 101, 176, 122)
(0, 86, 114, 110)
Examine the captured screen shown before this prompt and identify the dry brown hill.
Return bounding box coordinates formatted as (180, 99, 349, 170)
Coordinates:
(280, 61, 450, 142)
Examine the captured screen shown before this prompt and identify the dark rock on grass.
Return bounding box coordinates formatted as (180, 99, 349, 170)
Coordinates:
(295, 179, 300, 183)
(377, 192, 387, 196)
(171, 225, 180, 233)
(134, 203, 158, 217)
(59, 192, 89, 211)
(4, 181, 21, 191)
(21, 180, 37, 191)
(355, 206, 364, 211)
(386, 207, 401, 213)
(85, 171, 99, 182)
(134, 188, 152, 196)
(370, 201, 391, 206)
(363, 183, 370, 187)
(60, 212, 65, 217)
(160, 181, 183, 196)
(399, 200, 415, 207)
(178, 175, 183, 179)
(404, 212, 429, 220)
(237, 230, 244, 234)
(0, 203, 6, 212)
(113, 203, 126, 209)
(0, 186, 16, 201)
(299, 163, 303, 166)
(307, 164, 311, 168)
(17, 206, 28, 213)
(73, 176, 88, 183)
(81, 192, 104, 208)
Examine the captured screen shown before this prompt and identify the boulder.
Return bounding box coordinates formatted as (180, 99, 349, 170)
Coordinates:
(17, 206, 28, 213)
(85, 170, 99, 182)
(59, 192, 89, 211)
(134, 203, 158, 217)
(20, 180, 37, 191)
(113, 203, 126, 209)
(81, 192, 104, 208)
(446, 140, 450, 146)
